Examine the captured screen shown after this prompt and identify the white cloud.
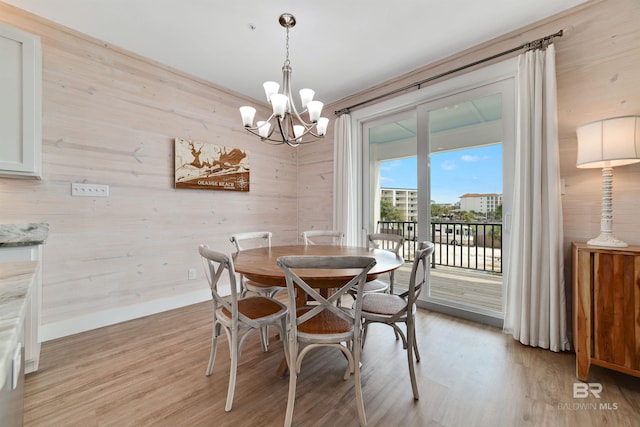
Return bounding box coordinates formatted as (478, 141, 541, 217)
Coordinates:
(461, 155, 480, 162)
(441, 160, 456, 171)
(380, 160, 402, 172)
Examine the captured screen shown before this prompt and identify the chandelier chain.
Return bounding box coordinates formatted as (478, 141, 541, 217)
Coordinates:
(284, 26, 290, 66)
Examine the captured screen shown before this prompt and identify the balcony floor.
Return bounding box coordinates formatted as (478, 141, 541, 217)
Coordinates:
(394, 264, 503, 312)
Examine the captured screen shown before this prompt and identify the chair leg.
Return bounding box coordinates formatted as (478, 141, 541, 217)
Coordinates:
(206, 323, 221, 376)
(406, 319, 419, 400)
(412, 324, 421, 363)
(284, 341, 298, 427)
(225, 330, 239, 412)
(361, 322, 369, 348)
(280, 319, 290, 370)
(259, 326, 269, 352)
(353, 340, 367, 426)
(391, 275, 399, 342)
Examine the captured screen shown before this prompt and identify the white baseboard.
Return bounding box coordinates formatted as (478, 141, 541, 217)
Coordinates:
(40, 289, 212, 341)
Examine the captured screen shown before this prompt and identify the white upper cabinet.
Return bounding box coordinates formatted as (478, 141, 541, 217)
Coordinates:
(0, 23, 41, 179)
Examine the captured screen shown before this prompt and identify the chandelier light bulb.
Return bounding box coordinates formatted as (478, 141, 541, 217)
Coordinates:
(239, 106, 256, 127)
(306, 101, 324, 122)
(316, 117, 329, 136)
(257, 121, 271, 138)
(270, 94, 288, 117)
(263, 81, 280, 103)
(299, 88, 315, 108)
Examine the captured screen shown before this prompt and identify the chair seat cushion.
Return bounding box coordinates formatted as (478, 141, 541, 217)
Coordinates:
(297, 306, 353, 335)
(222, 296, 286, 319)
(361, 279, 388, 293)
(361, 293, 407, 316)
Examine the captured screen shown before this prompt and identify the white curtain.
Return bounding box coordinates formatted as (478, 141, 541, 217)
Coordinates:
(503, 44, 570, 352)
(333, 114, 359, 246)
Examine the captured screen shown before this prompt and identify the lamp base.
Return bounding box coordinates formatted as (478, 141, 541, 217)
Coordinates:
(587, 234, 628, 248)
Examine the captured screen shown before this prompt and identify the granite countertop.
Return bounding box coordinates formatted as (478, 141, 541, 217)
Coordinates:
(0, 223, 49, 247)
(0, 261, 37, 389)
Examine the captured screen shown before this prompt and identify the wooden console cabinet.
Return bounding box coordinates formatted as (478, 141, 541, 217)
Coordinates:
(572, 242, 640, 380)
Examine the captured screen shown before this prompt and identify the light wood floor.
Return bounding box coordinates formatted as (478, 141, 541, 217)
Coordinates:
(25, 302, 640, 427)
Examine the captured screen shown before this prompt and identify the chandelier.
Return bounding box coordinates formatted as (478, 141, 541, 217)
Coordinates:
(239, 13, 328, 147)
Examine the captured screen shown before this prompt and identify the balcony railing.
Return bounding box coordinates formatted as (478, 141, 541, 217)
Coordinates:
(376, 220, 502, 274)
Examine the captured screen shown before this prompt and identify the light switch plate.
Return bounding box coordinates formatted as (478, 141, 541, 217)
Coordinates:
(71, 183, 109, 197)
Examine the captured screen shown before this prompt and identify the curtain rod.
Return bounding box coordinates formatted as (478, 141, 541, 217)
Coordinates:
(334, 29, 563, 116)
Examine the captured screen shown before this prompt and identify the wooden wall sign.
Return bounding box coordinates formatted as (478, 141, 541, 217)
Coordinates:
(174, 138, 250, 192)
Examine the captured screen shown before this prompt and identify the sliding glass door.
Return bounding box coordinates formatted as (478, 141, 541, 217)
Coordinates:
(358, 60, 515, 326)
(417, 80, 514, 325)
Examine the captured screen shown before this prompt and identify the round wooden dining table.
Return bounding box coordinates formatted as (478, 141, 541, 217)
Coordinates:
(232, 244, 404, 290)
(233, 244, 404, 377)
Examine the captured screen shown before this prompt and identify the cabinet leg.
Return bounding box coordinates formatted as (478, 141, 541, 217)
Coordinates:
(576, 352, 590, 381)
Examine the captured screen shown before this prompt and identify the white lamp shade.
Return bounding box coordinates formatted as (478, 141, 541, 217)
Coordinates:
(299, 88, 315, 108)
(293, 125, 304, 139)
(316, 117, 329, 136)
(257, 121, 270, 138)
(263, 81, 280, 103)
(306, 101, 324, 122)
(576, 115, 640, 169)
(239, 106, 256, 127)
(270, 94, 288, 117)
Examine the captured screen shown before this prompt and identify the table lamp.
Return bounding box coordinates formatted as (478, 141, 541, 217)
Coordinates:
(576, 115, 640, 247)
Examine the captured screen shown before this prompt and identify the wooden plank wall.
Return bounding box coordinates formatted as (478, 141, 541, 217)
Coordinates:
(309, 0, 640, 269)
(2, 0, 639, 339)
(0, 3, 299, 339)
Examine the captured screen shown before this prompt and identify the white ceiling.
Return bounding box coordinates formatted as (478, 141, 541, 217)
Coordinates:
(4, 0, 588, 105)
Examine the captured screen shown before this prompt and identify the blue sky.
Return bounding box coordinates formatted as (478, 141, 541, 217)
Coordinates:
(379, 144, 502, 204)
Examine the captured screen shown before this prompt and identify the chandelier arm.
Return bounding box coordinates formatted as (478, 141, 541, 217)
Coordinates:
(276, 115, 290, 142)
(243, 113, 276, 131)
(289, 108, 315, 128)
(243, 127, 280, 143)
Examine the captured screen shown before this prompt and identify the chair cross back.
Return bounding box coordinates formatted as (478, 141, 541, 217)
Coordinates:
(278, 255, 376, 326)
(402, 241, 433, 306)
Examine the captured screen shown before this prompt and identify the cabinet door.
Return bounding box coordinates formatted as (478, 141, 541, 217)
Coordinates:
(593, 253, 640, 371)
(0, 246, 41, 373)
(0, 23, 41, 178)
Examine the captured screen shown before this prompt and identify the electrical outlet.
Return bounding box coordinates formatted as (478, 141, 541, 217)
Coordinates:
(188, 268, 197, 280)
(71, 183, 110, 197)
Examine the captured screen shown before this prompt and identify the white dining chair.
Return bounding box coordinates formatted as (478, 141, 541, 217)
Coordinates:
(360, 241, 434, 400)
(277, 255, 376, 427)
(199, 244, 287, 412)
(230, 231, 283, 350)
(362, 233, 405, 294)
(301, 230, 344, 246)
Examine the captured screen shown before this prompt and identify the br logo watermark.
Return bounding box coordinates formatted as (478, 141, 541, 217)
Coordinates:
(573, 382, 602, 398)
(557, 383, 619, 411)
